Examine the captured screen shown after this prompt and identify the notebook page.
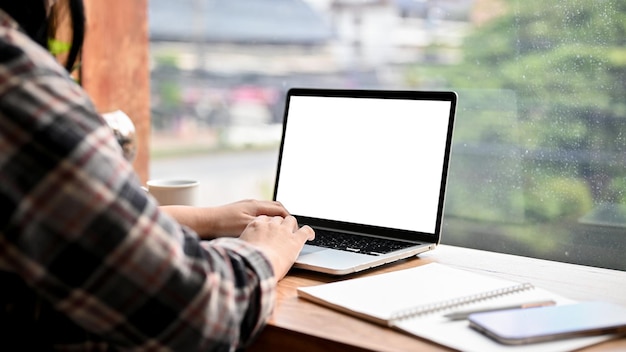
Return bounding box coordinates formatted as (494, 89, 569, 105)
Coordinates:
(298, 263, 537, 324)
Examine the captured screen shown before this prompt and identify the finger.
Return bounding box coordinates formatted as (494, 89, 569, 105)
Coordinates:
(297, 225, 315, 241)
(255, 215, 269, 222)
(271, 200, 289, 215)
(271, 201, 289, 216)
(282, 215, 299, 231)
(270, 215, 284, 223)
(257, 201, 289, 217)
(251, 215, 274, 226)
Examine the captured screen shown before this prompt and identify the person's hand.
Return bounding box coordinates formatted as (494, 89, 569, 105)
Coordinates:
(160, 200, 289, 239)
(239, 215, 314, 280)
(208, 199, 289, 237)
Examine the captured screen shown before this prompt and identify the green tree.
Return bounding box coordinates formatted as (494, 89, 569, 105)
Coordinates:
(419, 0, 626, 213)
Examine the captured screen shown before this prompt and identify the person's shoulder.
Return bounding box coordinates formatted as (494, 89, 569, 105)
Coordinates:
(0, 10, 27, 64)
(0, 8, 18, 31)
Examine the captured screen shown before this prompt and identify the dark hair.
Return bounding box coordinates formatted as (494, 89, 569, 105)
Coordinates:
(0, 0, 48, 46)
(0, 0, 85, 72)
(63, 0, 85, 72)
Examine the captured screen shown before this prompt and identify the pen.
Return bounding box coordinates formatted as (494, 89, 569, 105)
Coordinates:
(444, 300, 557, 321)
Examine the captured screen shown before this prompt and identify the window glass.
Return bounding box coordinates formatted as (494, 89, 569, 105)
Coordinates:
(149, 0, 626, 271)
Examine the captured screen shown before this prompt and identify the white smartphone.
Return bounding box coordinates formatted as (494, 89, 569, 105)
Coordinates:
(468, 301, 626, 345)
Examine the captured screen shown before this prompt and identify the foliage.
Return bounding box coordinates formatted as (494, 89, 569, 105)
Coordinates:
(417, 0, 626, 221)
(525, 175, 593, 221)
(48, 38, 72, 55)
(152, 54, 183, 129)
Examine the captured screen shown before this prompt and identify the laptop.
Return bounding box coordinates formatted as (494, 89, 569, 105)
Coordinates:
(273, 88, 457, 275)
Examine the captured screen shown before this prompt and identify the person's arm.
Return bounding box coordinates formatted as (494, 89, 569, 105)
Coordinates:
(159, 200, 290, 239)
(0, 23, 310, 350)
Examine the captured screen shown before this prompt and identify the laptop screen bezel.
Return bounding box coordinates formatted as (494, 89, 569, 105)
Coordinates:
(273, 88, 457, 245)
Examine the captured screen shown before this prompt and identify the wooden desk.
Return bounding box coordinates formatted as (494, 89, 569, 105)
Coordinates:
(248, 245, 626, 352)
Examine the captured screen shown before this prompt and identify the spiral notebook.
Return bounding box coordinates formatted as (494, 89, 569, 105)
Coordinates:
(297, 263, 616, 351)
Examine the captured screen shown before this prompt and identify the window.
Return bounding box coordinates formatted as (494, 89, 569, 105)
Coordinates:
(148, 0, 626, 271)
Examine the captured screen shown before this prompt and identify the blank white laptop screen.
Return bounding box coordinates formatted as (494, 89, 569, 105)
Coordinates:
(275, 94, 453, 234)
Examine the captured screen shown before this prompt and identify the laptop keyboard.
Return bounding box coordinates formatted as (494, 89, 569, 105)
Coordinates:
(308, 228, 416, 256)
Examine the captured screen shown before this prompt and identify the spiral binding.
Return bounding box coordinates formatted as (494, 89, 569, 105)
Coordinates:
(389, 282, 535, 323)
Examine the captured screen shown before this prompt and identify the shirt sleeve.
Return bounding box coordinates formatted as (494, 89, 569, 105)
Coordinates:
(0, 19, 275, 351)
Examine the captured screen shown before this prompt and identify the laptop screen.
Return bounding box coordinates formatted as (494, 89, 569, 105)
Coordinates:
(274, 89, 456, 238)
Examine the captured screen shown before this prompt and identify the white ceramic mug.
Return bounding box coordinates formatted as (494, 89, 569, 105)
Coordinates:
(145, 179, 200, 206)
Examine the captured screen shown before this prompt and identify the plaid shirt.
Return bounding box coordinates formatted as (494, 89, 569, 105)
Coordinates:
(0, 10, 275, 351)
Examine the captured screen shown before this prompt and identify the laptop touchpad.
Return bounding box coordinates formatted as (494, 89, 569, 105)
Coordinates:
(299, 244, 328, 256)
